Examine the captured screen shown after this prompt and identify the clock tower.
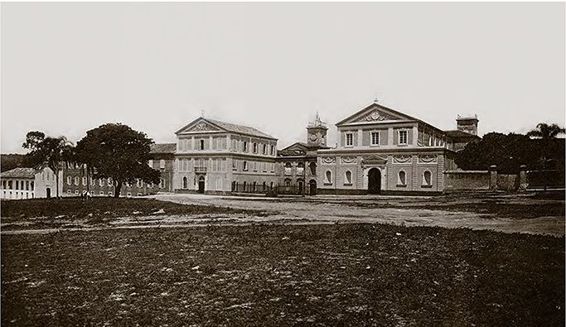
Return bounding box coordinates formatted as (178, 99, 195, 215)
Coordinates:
(307, 113, 328, 147)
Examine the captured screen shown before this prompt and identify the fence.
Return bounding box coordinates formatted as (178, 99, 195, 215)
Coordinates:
(230, 183, 311, 195)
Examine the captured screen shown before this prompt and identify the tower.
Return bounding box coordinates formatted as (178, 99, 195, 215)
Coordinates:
(456, 115, 479, 135)
(307, 112, 328, 147)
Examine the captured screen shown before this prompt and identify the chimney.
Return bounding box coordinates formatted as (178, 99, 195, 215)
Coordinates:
(456, 114, 479, 135)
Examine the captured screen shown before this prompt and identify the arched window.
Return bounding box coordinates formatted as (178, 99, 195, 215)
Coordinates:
(297, 162, 304, 175)
(284, 162, 292, 175)
(398, 171, 407, 186)
(297, 179, 304, 193)
(309, 162, 316, 175)
(74, 177, 79, 185)
(200, 140, 205, 150)
(67, 176, 72, 185)
(284, 178, 291, 187)
(82, 177, 87, 186)
(325, 171, 332, 184)
(423, 171, 432, 186)
(345, 171, 352, 185)
(243, 161, 248, 171)
(183, 177, 188, 189)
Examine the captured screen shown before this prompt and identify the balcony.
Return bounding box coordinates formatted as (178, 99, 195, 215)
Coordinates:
(195, 167, 207, 173)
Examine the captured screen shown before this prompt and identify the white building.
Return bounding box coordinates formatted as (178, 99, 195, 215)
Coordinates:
(174, 117, 278, 194)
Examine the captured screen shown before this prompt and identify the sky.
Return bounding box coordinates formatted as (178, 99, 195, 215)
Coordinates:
(1, 2, 564, 154)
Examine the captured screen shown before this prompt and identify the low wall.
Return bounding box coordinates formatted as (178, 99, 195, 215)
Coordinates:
(497, 174, 519, 191)
(443, 170, 490, 191)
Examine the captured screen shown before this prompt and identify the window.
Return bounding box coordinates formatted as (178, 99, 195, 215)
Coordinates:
(270, 145, 274, 155)
(1, 180, 5, 189)
(399, 130, 408, 145)
(284, 162, 292, 175)
(345, 171, 352, 185)
(325, 171, 332, 184)
(107, 178, 113, 186)
(74, 177, 79, 185)
(346, 133, 354, 146)
(82, 177, 87, 186)
(397, 171, 407, 186)
(200, 140, 205, 150)
(15, 181, 19, 190)
(297, 162, 304, 175)
(243, 161, 248, 171)
(183, 177, 188, 189)
(263, 144, 267, 154)
(309, 162, 317, 175)
(25, 181, 29, 190)
(243, 181, 247, 191)
(159, 179, 165, 189)
(137, 179, 143, 187)
(99, 179, 104, 187)
(8, 181, 12, 189)
(423, 171, 432, 187)
(160, 159, 165, 169)
(148, 159, 153, 167)
(253, 143, 257, 153)
(371, 132, 380, 145)
(67, 176, 72, 185)
(262, 181, 266, 191)
(284, 178, 291, 187)
(30, 182, 34, 189)
(243, 141, 248, 152)
(232, 160, 237, 170)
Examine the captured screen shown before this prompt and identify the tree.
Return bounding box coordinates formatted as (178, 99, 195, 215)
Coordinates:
(75, 123, 160, 198)
(526, 123, 565, 191)
(23, 131, 74, 198)
(455, 132, 538, 173)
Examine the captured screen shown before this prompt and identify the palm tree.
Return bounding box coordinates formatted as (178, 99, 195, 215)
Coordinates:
(526, 123, 565, 191)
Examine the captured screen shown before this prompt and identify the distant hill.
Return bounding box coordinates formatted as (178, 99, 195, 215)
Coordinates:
(1, 154, 31, 172)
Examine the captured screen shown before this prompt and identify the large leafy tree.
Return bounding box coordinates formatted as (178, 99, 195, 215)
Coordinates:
(23, 131, 75, 198)
(75, 123, 160, 198)
(455, 132, 539, 173)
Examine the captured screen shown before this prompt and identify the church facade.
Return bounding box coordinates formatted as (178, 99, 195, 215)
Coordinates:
(314, 102, 479, 194)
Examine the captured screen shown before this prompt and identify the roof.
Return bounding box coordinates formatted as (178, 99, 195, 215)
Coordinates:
(176, 117, 276, 140)
(445, 130, 481, 140)
(150, 143, 176, 154)
(336, 102, 446, 134)
(278, 142, 329, 157)
(0, 167, 36, 179)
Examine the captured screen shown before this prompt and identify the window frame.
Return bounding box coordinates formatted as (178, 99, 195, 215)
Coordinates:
(370, 131, 380, 146)
(398, 130, 409, 145)
(345, 132, 354, 147)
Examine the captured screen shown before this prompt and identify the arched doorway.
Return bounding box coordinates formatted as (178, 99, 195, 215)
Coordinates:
(309, 180, 317, 195)
(198, 176, 205, 193)
(368, 168, 381, 194)
(183, 177, 188, 189)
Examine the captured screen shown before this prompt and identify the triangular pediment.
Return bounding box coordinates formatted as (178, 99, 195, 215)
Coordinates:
(175, 118, 224, 134)
(336, 103, 418, 126)
(279, 142, 308, 156)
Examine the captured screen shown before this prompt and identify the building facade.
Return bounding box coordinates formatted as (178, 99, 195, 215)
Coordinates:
(316, 102, 479, 194)
(276, 114, 329, 195)
(0, 168, 37, 199)
(173, 117, 278, 194)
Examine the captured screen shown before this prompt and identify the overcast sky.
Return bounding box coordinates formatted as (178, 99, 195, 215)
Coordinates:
(1, 2, 564, 154)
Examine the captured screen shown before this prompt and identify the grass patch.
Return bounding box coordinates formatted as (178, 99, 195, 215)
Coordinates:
(2, 224, 563, 326)
(1, 198, 258, 221)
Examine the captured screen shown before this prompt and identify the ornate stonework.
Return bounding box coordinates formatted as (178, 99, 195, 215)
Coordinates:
(360, 110, 397, 122)
(392, 155, 412, 164)
(418, 155, 437, 164)
(361, 155, 387, 165)
(321, 157, 336, 165)
(341, 156, 357, 164)
(188, 121, 220, 132)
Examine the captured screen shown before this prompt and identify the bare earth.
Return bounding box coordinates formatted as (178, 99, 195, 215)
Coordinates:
(149, 193, 565, 237)
(2, 192, 564, 236)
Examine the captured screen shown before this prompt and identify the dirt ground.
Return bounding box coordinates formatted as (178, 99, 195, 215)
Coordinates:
(147, 192, 565, 237)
